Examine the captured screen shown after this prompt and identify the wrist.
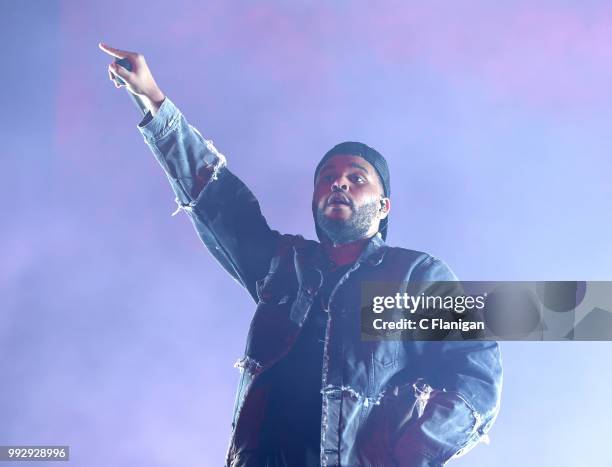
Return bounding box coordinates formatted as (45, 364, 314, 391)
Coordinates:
(143, 88, 165, 116)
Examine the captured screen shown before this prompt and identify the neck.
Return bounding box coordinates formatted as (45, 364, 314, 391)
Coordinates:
(322, 236, 372, 267)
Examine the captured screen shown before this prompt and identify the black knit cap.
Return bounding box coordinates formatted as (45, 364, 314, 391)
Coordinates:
(313, 141, 391, 241)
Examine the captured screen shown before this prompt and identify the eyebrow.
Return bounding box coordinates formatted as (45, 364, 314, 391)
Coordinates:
(319, 162, 370, 174)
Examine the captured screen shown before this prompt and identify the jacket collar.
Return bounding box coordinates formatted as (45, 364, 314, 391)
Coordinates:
(355, 232, 388, 267)
(301, 232, 388, 271)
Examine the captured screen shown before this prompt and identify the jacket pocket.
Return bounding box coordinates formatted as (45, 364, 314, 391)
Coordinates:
(255, 273, 292, 305)
(382, 380, 421, 439)
(370, 340, 399, 368)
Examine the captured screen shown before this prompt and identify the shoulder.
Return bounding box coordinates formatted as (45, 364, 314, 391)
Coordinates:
(271, 234, 321, 259)
(276, 234, 318, 250)
(383, 246, 458, 281)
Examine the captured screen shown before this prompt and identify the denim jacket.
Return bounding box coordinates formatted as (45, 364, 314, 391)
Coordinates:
(137, 98, 503, 467)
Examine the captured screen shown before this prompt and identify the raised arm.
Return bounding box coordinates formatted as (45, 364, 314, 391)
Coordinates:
(99, 43, 281, 302)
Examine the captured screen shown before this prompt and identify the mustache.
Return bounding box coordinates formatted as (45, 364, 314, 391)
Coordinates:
(326, 192, 353, 207)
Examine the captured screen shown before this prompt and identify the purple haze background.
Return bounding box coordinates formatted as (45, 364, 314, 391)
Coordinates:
(1, 1, 612, 466)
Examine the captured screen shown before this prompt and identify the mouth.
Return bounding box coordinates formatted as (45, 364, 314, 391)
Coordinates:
(327, 193, 352, 207)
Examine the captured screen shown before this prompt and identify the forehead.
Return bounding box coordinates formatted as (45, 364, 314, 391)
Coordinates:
(317, 154, 375, 175)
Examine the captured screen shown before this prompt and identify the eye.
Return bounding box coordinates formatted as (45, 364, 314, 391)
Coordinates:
(349, 174, 366, 183)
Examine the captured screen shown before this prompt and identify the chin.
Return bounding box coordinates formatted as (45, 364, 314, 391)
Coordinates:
(325, 216, 349, 227)
(325, 206, 352, 217)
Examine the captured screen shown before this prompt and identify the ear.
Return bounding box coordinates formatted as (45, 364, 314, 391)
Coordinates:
(379, 197, 391, 219)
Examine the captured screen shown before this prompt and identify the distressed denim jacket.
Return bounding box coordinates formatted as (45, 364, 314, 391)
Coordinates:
(138, 98, 503, 467)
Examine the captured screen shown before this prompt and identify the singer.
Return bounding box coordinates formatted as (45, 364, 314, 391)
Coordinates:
(100, 43, 502, 467)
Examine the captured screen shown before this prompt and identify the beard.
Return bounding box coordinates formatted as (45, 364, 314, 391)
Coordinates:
(316, 198, 380, 245)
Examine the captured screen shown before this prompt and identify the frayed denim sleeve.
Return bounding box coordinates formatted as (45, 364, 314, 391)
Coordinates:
(137, 98, 279, 302)
(394, 257, 503, 466)
(138, 97, 226, 206)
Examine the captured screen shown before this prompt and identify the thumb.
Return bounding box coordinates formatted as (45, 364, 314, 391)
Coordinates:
(109, 61, 132, 80)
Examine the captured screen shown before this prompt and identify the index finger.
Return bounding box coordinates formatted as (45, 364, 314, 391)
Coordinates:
(98, 42, 135, 59)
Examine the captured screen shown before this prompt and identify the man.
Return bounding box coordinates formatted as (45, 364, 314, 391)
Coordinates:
(100, 43, 503, 467)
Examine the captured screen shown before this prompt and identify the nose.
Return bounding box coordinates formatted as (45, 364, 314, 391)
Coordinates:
(331, 178, 349, 192)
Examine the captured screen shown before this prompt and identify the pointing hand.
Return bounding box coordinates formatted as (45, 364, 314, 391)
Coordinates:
(99, 42, 165, 115)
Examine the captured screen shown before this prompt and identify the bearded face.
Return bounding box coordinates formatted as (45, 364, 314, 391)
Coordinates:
(312, 154, 390, 245)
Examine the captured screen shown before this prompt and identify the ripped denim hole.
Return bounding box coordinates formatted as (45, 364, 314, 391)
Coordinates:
(320, 385, 385, 407)
(233, 356, 263, 375)
(171, 198, 197, 216)
(412, 378, 433, 417)
(455, 392, 484, 435)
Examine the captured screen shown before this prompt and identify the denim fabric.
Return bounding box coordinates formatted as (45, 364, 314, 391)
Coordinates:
(138, 98, 503, 467)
